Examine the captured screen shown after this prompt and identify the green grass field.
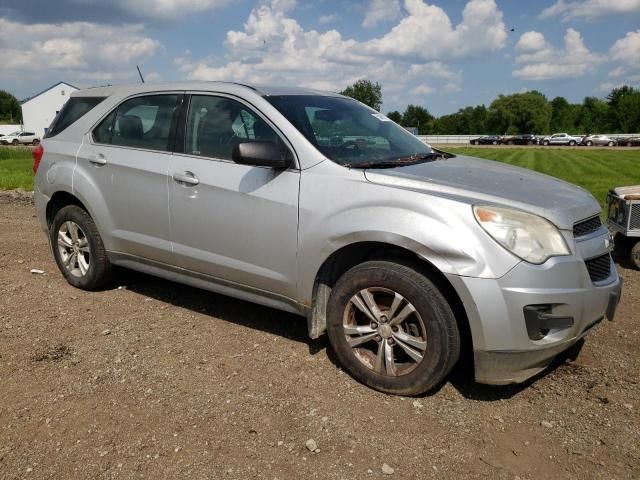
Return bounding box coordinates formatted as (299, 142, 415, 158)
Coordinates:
(0, 147, 33, 190)
(1, 146, 639, 211)
(445, 146, 640, 210)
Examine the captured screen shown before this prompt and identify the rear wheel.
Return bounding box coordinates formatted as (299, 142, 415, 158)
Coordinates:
(631, 241, 640, 270)
(586, 141, 593, 146)
(569, 140, 576, 146)
(11, 139, 18, 146)
(543, 140, 549, 146)
(50, 205, 113, 290)
(608, 141, 614, 147)
(326, 261, 460, 396)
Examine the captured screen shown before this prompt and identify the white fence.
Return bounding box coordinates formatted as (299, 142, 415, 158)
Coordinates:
(417, 134, 640, 144)
(0, 125, 22, 136)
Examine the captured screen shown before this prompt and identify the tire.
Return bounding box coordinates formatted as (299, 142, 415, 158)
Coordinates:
(326, 260, 461, 396)
(569, 141, 576, 146)
(543, 140, 549, 146)
(473, 141, 478, 145)
(507, 141, 513, 145)
(631, 241, 640, 270)
(608, 141, 614, 147)
(12, 139, 18, 146)
(50, 205, 113, 290)
(492, 141, 498, 145)
(586, 141, 593, 146)
(628, 142, 633, 147)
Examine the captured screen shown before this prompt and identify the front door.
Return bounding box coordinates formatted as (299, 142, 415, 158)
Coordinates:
(168, 94, 300, 298)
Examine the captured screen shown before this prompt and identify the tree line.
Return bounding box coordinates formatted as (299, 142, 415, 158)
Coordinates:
(340, 80, 640, 135)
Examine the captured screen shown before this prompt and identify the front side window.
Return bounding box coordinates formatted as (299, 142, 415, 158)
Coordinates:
(265, 95, 433, 167)
(93, 94, 179, 151)
(185, 95, 282, 161)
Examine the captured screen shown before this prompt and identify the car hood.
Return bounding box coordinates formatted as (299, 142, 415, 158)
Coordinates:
(363, 154, 600, 230)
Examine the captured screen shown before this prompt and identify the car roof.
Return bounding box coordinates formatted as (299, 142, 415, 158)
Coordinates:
(70, 81, 343, 99)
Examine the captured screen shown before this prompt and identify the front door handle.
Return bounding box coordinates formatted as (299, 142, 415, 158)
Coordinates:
(88, 154, 107, 166)
(172, 171, 199, 186)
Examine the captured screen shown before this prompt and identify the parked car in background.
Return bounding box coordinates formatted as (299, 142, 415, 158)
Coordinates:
(617, 136, 640, 147)
(505, 134, 538, 145)
(541, 133, 581, 146)
(33, 82, 622, 395)
(0, 131, 40, 145)
(582, 135, 616, 147)
(470, 135, 501, 145)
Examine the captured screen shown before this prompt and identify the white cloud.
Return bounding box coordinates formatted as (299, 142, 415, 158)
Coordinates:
(515, 31, 547, 52)
(114, 0, 230, 19)
(609, 30, 640, 65)
(539, 0, 640, 20)
(362, 0, 401, 28)
(178, 0, 504, 110)
(601, 30, 640, 90)
(513, 28, 601, 80)
(318, 14, 337, 24)
(0, 18, 159, 82)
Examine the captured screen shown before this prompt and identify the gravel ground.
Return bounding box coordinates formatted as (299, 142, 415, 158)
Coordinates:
(0, 197, 638, 480)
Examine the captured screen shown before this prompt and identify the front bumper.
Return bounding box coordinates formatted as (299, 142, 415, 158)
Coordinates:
(446, 253, 622, 385)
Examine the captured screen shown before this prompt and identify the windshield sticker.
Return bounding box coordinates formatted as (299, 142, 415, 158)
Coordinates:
(372, 113, 391, 122)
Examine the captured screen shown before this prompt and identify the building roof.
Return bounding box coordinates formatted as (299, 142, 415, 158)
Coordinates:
(21, 81, 79, 105)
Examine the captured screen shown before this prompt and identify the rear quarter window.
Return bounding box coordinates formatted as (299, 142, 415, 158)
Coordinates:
(45, 97, 106, 139)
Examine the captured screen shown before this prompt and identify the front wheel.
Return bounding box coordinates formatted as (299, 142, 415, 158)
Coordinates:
(11, 139, 18, 146)
(326, 261, 460, 396)
(569, 140, 576, 146)
(586, 141, 593, 146)
(543, 140, 549, 146)
(50, 205, 113, 290)
(608, 141, 614, 147)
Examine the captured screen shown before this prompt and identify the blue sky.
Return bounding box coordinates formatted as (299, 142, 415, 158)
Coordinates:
(0, 0, 639, 115)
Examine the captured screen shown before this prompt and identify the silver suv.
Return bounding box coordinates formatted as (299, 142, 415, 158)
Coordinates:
(34, 82, 622, 395)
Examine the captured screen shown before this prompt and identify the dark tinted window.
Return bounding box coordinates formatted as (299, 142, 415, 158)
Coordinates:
(45, 97, 105, 138)
(93, 110, 117, 144)
(106, 95, 179, 151)
(185, 95, 282, 160)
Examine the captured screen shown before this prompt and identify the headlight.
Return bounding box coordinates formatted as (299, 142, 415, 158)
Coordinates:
(473, 205, 570, 264)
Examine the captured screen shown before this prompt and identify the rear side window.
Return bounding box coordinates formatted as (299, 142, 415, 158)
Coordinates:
(93, 94, 179, 152)
(45, 97, 105, 139)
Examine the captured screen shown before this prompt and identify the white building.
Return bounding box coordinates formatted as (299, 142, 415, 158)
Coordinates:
(21, 81, 78, 137)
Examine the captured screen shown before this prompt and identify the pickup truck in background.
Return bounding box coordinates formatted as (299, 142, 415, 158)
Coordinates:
(540, 133, 582, 146)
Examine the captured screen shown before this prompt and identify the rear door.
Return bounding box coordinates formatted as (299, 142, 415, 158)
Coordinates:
(76, 93, 182, 264)
(168, 93, 300, 298)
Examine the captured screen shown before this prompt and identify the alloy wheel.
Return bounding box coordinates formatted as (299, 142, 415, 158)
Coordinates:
(57, 221, 91, 278)
(342, 287, 427, 377)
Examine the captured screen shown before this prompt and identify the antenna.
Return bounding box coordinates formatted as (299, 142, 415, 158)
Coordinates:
(136, 65, 145, 83)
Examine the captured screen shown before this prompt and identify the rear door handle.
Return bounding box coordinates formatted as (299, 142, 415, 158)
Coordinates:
(88, 154, 107, 166)
(172, 171, 199, 186)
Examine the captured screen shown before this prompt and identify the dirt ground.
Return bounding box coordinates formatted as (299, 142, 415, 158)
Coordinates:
(0, 197, 638, 480)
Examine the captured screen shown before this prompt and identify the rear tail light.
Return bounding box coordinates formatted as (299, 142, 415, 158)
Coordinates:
(32, 144, 44, 174)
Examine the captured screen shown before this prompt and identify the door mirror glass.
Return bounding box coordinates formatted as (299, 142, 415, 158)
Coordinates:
(232, 141, 292, 168)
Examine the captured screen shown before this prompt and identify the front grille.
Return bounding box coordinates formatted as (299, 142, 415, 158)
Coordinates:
(585, 254, 612, 283)
(573, 215, 602, 237)
(630, 204, 640, 230)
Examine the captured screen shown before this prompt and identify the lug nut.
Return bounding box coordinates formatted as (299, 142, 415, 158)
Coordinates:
(375, 335, 381, 342)
(371, 322, 378, 329)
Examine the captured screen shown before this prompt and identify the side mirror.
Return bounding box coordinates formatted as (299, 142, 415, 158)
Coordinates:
(231, 141, 292, 169)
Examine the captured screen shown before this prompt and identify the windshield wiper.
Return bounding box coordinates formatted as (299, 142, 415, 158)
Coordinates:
(345, 152, 445, 169)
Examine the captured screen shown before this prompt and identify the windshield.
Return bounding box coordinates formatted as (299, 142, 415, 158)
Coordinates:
(265, 95, 434, 167)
